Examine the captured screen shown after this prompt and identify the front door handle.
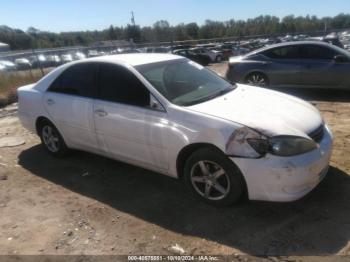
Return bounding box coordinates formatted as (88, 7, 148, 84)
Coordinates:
(94, 109, 108, 117)
(46, 99, 55, 105)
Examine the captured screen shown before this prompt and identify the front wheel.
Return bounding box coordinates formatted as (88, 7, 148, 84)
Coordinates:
(184, 147, 245, 206)
(245, 73, 269, 87)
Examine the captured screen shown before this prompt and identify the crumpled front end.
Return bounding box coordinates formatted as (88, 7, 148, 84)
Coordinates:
(231, 125, 333, 202)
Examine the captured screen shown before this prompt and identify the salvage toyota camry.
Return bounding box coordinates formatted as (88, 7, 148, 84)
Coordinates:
(17, 54, 333, 206)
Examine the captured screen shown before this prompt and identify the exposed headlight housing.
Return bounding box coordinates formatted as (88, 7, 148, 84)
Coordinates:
(225, 127, 266, 158)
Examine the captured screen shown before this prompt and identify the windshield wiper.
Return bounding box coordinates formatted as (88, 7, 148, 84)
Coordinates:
(182, 86, 235, 106)
(208, 87, 234, 100)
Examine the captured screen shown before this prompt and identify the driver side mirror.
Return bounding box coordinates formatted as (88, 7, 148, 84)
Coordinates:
(149, 94, 165, 112)
(334, 55, 347, 63)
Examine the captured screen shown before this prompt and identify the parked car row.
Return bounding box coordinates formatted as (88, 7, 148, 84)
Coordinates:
(0, 43, 247, 72)
(0, 51, 87, 72)
(1, 30, 350, 72)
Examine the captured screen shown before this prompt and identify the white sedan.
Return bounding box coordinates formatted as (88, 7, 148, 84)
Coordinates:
(17, 54, 333, 206)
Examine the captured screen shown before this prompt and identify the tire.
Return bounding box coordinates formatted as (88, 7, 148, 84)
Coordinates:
(215, 55, 223, 63)
(245, 72, 269, 87)
(38, 120, 69, 157)
(184, 147, 245, 206)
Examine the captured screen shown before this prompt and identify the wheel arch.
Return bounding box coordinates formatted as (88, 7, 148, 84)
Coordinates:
(35, 116, 59, 136)
(176, 143, 225, 179)
(177, 143, 249, 202)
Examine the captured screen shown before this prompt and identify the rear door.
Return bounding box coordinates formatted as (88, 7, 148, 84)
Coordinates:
(43, 63, 100, 151)
(299, 44, 347, 87)
(93, 63, 169, 170)
(261, 45, 303, 86)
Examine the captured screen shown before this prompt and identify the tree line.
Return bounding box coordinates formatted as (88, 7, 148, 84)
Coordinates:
(1, 13, 350, 50)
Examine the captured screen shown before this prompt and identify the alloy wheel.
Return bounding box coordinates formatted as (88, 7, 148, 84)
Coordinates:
(190, 160, 231, 201)
(247, 74, 267, 87)
(42, 125, 60, 153)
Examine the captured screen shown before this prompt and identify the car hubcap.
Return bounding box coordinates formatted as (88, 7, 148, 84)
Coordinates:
(42, 126, 60, 152)
(247, 74, 266, 86)
(190, 160, 230, 200)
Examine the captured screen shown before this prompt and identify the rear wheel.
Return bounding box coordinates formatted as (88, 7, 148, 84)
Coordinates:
(245, 72, 269, 87)
(184, 147, 245, 206)
(38, 120, 68, 157)
(215, 55, 223, 63)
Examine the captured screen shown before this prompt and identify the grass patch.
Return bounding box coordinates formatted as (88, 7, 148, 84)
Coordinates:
(0, 70, 46, 108)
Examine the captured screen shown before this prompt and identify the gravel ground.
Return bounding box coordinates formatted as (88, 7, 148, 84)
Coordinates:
(0, 62, 350, 259)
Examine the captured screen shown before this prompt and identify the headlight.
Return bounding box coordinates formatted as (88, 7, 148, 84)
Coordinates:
(247, 136, 317, 157)
(268, 136, 317, 156)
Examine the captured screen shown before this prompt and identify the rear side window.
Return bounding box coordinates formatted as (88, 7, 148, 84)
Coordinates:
(263, 46, 300, 59)
(48, 63, 97, 98)
(98, 63, 150, 107)
(300, 45, 337, 60)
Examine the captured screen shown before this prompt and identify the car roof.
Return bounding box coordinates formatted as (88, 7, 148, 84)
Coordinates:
(173, 49, 189, 52)
(85, 53, 182, 66)
(250, 41, 334, 55)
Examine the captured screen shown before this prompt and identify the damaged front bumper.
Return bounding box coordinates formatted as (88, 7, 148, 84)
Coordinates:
(231, 125, 333, 202)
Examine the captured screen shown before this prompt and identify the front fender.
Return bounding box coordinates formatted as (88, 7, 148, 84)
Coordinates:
(166, 107, 242, 177)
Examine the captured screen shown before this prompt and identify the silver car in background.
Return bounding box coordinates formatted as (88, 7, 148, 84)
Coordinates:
(226, 41, 350, 89)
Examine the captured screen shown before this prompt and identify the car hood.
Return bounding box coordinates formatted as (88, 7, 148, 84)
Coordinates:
(187, 84, 323, 137)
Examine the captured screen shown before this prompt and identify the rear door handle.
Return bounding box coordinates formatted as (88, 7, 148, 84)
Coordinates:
(94, 109, 108, 117)
(46, 99, 55, 105)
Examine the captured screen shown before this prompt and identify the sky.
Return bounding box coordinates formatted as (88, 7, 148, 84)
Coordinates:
(0, 0, 349, 32)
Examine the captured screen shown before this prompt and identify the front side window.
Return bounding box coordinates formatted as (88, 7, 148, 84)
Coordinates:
(300, 45, 338, 60)
(48, 63, 97, 98)
(136, 59, 235, 106)
(98, 63, 150, 107)
(263, 46, 300, 59)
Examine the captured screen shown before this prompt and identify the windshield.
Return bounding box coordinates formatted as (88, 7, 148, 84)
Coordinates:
(330, 44, 350, 58)
(136, 59, 235, 106)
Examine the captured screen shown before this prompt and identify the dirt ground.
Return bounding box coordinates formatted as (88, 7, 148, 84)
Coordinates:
(0, 62, 350, 259)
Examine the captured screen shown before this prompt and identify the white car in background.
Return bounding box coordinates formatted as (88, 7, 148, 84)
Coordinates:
(17, 54, 333, 206)
(0, 60, 16, 71)
(191, 47, 223, 62)
(60, 54, 73, 64)
(15, 58, 32, 70)
(73, 52, 86, 60)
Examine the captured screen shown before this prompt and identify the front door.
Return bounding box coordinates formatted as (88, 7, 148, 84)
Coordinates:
(299, 44, 347, 88)
(93, 63, 169, 170)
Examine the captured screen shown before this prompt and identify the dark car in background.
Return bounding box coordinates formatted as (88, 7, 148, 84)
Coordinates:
(226, 41, 350, 89)
(171, 45, 193, 52)
(173, 49, 211, 66)
(322, 35, 344, 48)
